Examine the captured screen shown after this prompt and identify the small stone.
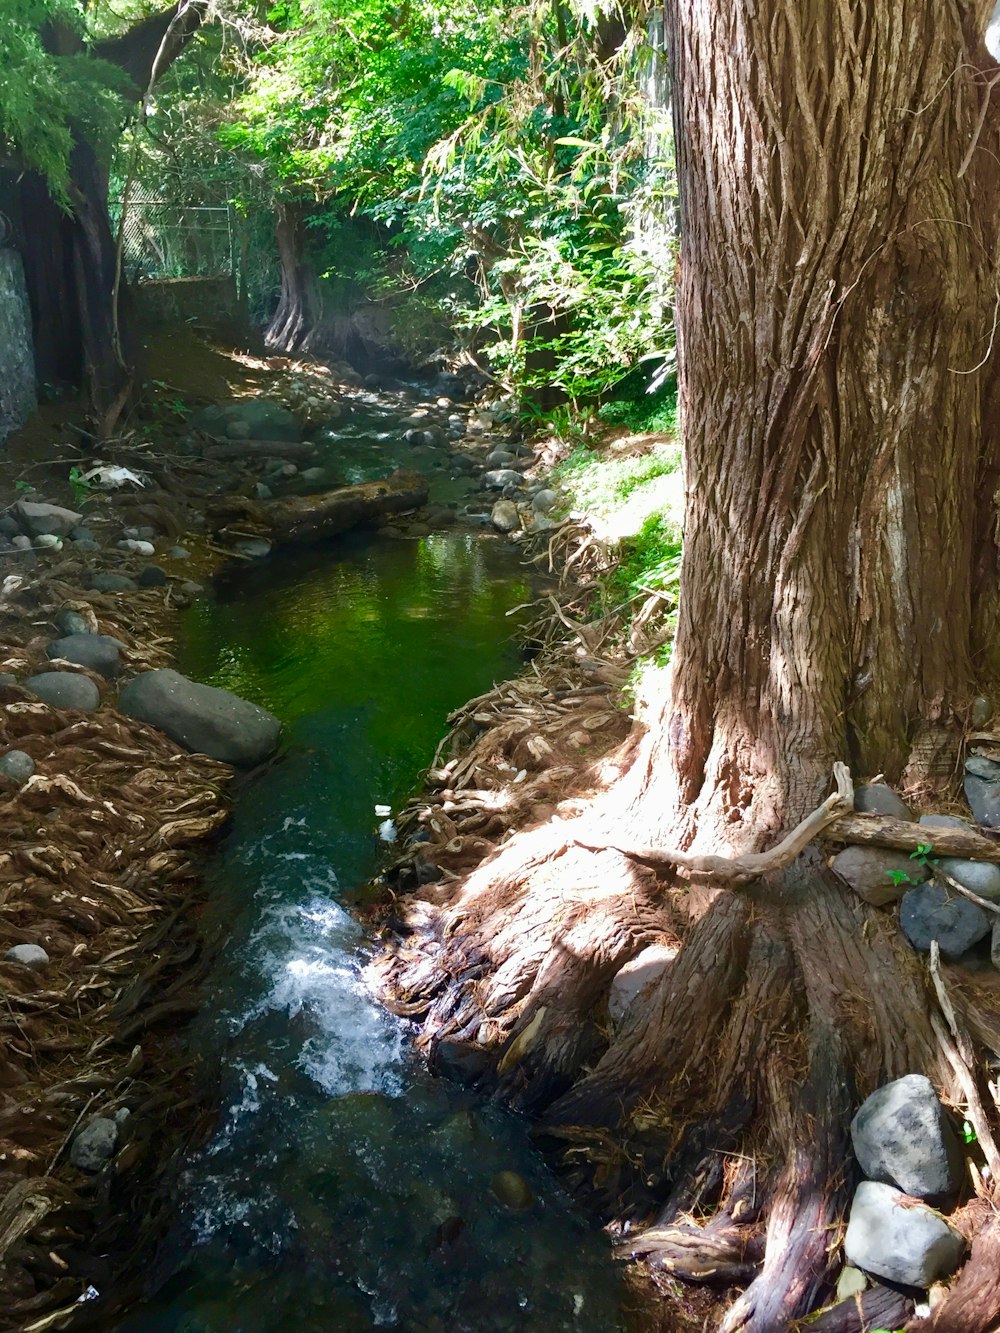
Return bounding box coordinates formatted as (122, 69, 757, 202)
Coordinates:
(87, 573, 138, 593)
(234, 539, 271, 559)
(490, 500, 521, 533)
(972, 696, 993, 728)
(4, 943, 48, 970)
(854, 782, 913, 820)
(69, 525, 94, 542)
(920, 814, 972, 831)
(936, 857, 1000, 901)
(69, 1117, 119, 1172)
(13, 500, 82, 538)
(831, 845, 930, 906)
(0, 515, 19, 538)
(482, 469, 523, 490)
(0, 750, 34, 785)
(490, 1170, 533, 1211)
(280, 464, 298, 478)
(54, 609, 91, 637)
(47, 633, 122, 679)
(255, 482, 273, 501)
(168, 545, 191, 560)
(179, 581, 204, 597)
(851, 1074, 963, 1198)
(25, 672, 100, 711)
(486, 449, 516, 468)
(300, 467, 325, 483)
(966, 754, 1000, 780)
(900, 881, 991, 960)
(11, 535, 32, 550)
(117, 539, 156, 556)
(532, 488, 559, 513)
(834, 1266, 867, 1302)
(72, 538, 99, 552)
(34, 533, 62, 550)
(844, 1181, 964, 1288)
(608, 945, 678, 1024)
(137, 565, 168, 588)
(0, 673, 18, 688)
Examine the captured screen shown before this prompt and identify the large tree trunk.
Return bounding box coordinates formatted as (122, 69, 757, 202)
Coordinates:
(377, 4, 1000, 1329)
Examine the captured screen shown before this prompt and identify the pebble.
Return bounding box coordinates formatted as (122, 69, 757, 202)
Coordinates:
(117, 539, 156, 556)
(830, 845, 929, 906)
(11, 535, 32, 550)
(844, 1180, 964, 1288)
(0, 750, 35, 785)
(490, 1170, 533, 1211)
(87, 573, 138, 592)
(54, 609, 91, 637)
(69, 1117, 119, 1172)
(851, 1074, 963, 1198)
(33, 534, 62, 550)
(138, 565, 168, 588)
(25, 672, 101, 711)
(900, 881, 991, 959)
(4, 943, 49, 969)
(168, 545, 191, 560)
(854, 782, 913, 820)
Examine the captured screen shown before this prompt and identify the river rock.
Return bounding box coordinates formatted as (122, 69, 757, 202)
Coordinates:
(851, 1074, 963, 1198)
(47, 633, 122, 679)
(900, 881, 991, 959)
(26, 672, 100, 711)
(3, 943, 48, 970)
(87, 572, 138, 593)
(486, 449, 516, 468)
(192, 398, 301, 443)
(0, 749, 34, 784)
(54, 609, 91, 637)
(532, 489, 559, 513)
(935, 856, 1000, 901)
(965, 766, 1000, 829)
(490, 500, 521, 533)
(13, 500, 82, 538)
(119, 668, 281, 766)
(234, 539, 271, 559)
(608, 945, 678, 1023)
(831, 845, 930, 906)
(965, 754, 1000, 781)
(34, 533, 62, 550)
(118, 539, 156, 556)
(138, 564, 168, 588)
(844, 1181, 964, 1288)
(0, 673, 18, 688)
(854, 782, 913, 820)
(483, 469, 523, 490)
(920, 813, 973, 831)
(972, 696, 993, 728)
(490, 1170, 533, 1211)
(70, 1117, 119, 1172)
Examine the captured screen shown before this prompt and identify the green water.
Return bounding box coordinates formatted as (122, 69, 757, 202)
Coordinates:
(116, 527, 628, 1331)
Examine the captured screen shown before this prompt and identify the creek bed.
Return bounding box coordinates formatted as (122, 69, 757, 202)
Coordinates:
(114, 526, 629, 1330)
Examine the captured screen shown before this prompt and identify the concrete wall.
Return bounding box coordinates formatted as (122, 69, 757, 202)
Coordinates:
(0, 248, 36, 443)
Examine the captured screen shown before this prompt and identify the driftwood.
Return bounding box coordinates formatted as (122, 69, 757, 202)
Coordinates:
(824, 813, 1000, 862)
(204, 438, 318, 461)
(210, 469, 430, 545)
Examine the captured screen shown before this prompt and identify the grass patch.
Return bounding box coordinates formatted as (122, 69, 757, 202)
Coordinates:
(551, 439, 682, 536)
(596, 391, 679, 436)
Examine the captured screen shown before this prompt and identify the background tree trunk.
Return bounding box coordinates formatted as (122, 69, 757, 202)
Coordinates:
(379, 2, 1000, 1328)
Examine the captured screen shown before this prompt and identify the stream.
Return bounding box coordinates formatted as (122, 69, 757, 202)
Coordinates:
(114, 403, 630, 1331)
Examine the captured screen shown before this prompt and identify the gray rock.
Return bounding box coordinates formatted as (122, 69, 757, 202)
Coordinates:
(992, 917, 1000, 971)
(168, 546, 190, 560)
(482, 469, 523, 490)
(191, 398, 301, 443)
(11, 535, 32, 550)
(234, 539, 271, 559)
(13, 500, 82, 538)
(0, 750, 34, 784)
(3, 943, 48, 970)
(972, 696, 993, 728)
(851, 1074, 963, 1198)
(490, 500, 521, 533)
(47, 633, 122, 679)
(138, 565, 168, 588)
(69, 525, 94, 542)
(117, 539, 156, 556)
(964, 773, 1000, 828)
(844, 1181, 964, 1288)
(72, 538, 99, 552)
(255, 483, 273, 501)
(118, 668, 281, 767)
(920, 813, 972, 831)
(0, 515, 19, 538)
(0, 673, 18, 688)
(936, 857, 1000, 901)
(300, 467, 325, 483)
(34, 533, 62, 550)
(179, 581, 204, 597)
(486, 450, 516, 468)
(532, 488, 559, 513)
(69, 1117, 119, 1172)
(854, 782, 913, 820)
(831, 845, 930, 906)
(87, 572, 138, 593)
(966, 754, 1000, 781)
(54, 609, 91, 637)
(608, 945, 678, 1024)
(900, 881, 992, 960)
(25, 672, 100, 711)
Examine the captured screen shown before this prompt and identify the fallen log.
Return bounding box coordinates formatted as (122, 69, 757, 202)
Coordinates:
(208, 469, 430, 545)
(823, 813, 1000, 862)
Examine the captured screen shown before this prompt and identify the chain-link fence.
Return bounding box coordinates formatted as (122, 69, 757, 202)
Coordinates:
(109, 196, 237, 282)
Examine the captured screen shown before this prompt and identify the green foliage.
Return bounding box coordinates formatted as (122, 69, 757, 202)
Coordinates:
(67, 466, 94, 507)
(597, 391, 678, 436)
(0, 0, 131, 203)
(611, 512, 682, 605)
(551, 439, 681, 528)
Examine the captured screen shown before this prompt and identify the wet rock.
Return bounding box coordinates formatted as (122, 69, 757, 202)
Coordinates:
(608, 945, 678, 1023)
(900, 881, 991, 959)
(490, 500, 521, 533)
(490, 1170, 533, 1211)
(54, 609, 91, 637)
(69, 1117, 119, 1172)
(844, 1181, 964, 1288)
(13, 500, 82, 538)
(431, 1038, 492, 1085)
(234, 539, 271, 559)
(118, 539, 156, 556)
(25, 672, 100, 711)
(192, 399, 301, 443)
(0, 749, 34, 784)
(831, 845, 930, 906)
(854, 782, 913, 820)
(47, 633, 122, 679)
(851, 1074, 963, 1198)
(532, 488, 559, 513)
(936, 857, 1000, 901)
(972, 696, 993, 728)
(119, 668, 281, 766)
(482, 469, 523, 490)
(920, 813, 973, 831)
(87, 572, 138, 592)
(3, 943, 48, 970)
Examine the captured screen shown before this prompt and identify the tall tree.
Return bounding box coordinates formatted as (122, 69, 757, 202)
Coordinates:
(382, 3, 1000, 1328)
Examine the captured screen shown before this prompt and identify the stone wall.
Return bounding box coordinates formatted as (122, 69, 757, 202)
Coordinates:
(0, 248, 37, 443)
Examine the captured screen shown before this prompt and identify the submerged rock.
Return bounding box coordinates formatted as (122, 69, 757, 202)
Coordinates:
(900, 881, 991, 959)
(851, 1074, 963, 1198)
(119, 668, 281, 766)
(844, 1181, 964, 1288)
(25, 672, 100, 711)
(192, 398, 301, 443)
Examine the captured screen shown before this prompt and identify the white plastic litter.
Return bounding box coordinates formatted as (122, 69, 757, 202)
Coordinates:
(378, 819, 397, 843)
(374, 804, 392, 817)
(80, 464, 146, 489)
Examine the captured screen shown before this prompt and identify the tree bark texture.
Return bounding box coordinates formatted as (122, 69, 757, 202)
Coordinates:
(377, 5, 1000, 1330)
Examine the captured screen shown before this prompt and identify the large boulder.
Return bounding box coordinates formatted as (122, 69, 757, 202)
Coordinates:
(844, 1181, 964, 1288)
(25, 672, 100, 711)
(191, 398, 301, 443)
(13, 501, 82, 539)
(900, 881, 991, 960)
(118, 669, 281, 767)
(47, 633, 122, 679)
(851, 1074, 963, 1198)
(831, 845, 930, 906)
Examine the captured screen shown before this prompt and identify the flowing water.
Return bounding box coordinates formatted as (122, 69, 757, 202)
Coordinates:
(115, 495, 629, 1329)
